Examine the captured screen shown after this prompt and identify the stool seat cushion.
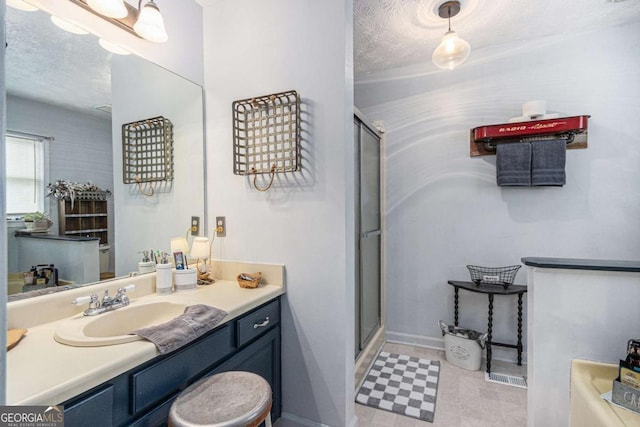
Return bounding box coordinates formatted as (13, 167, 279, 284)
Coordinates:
(170, 371, 272, 427)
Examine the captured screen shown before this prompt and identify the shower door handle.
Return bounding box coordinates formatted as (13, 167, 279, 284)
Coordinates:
(361, 230, 381, 239)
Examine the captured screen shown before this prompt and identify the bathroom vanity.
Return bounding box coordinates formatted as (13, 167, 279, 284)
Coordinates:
(6, 261, 285, 427)
(63, 298, 281, 426)
(523, 257, 640, 427)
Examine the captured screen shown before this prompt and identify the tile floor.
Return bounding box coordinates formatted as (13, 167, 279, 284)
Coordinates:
(355, 342, 527, 427)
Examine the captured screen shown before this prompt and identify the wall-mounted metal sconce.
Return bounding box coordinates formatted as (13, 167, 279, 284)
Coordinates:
(69, 0, 168, 43)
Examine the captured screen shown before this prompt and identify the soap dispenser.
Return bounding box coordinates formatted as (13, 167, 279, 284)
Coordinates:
(138, 250, 156, 274)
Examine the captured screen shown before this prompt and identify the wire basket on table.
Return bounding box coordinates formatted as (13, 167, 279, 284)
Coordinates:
(466, 265, 521, 289)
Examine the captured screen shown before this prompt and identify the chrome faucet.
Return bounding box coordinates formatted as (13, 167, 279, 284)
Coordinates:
(73, 284, 136, 316)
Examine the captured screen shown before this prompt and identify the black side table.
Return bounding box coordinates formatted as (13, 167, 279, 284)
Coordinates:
(447, 280, 527, 373)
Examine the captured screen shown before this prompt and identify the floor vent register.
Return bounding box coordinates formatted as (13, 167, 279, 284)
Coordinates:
(485, 372, 528, 389)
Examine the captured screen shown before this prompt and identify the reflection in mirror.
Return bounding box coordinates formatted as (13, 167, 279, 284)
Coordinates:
(5, 6, 205, 300)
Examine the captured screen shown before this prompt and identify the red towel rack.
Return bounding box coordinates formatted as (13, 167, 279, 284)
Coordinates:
(470, 115, 590, 157)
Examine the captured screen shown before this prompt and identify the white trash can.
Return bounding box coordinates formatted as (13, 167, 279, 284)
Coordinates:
(439, 320, 488, 371)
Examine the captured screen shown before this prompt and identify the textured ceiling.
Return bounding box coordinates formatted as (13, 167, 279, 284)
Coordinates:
(7, 1, 638, 113)
(6, 6, 112, 117)
(354, 0, 640, 77)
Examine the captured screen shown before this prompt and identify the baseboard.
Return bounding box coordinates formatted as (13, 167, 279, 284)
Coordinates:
(386, 331, 444, 350)
(386, 330, 528, 365)
(278, 412, 357, 427)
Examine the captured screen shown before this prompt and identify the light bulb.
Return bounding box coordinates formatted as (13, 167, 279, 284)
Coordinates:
(50, 16, 89, 35)
(134, 1, 169, 43)
(7, 0, 38, 12)
(98, 38, 130, 55)
(432, 30, 471, 70)
(87, 0, 128, 19)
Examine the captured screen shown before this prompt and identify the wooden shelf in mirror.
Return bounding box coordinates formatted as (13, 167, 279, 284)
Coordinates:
(58, 200, 109, 245)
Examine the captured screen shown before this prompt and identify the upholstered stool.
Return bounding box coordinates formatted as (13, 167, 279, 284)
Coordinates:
(169, 371, 272, 427)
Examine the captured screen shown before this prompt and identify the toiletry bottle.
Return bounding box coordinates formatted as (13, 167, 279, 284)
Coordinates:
(156, 252, 173, 295)
(138, 250, 156, 274)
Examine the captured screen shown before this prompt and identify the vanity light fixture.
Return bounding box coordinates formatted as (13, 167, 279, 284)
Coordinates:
(98, 38, 131, 55)
(133, 0, 168, 43)
(51, 15, 89, 35)
(7, 0, 38, 12)
(87, 0, 127, 19)
(432, 0, 471, 70)
(73, 0, 168, 43)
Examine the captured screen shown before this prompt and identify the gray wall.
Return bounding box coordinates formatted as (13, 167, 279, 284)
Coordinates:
(6, 95, 113, 272)
(355, 23, 640, 360)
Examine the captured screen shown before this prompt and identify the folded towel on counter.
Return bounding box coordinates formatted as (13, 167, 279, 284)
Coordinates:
(131, 304, 227, 354)
(496, 141, 532, 186)
(531, 139, 566, 186)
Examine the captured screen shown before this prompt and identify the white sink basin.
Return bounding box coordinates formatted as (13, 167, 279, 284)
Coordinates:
(570, 359, 640, 427)
(54, 301, 188, 347)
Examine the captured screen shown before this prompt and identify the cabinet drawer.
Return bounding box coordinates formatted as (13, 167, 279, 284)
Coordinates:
(131, 324, 232, 414)
(64, 385, 114, 427)
(237, 299, 280, 347)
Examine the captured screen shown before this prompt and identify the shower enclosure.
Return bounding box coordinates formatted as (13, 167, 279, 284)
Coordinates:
(354, 110, 382, 360)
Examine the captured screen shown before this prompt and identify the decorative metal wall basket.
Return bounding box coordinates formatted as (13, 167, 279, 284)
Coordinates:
(232, 90, 301, 189)
(122, 116, 174, 184)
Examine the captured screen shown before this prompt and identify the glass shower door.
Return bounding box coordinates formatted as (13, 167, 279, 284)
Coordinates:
(355, 118, 381, 355)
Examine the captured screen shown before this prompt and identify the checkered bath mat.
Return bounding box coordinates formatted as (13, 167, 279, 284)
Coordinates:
(356, 351, 440, 422)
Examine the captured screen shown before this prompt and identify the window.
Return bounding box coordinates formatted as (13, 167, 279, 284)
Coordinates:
(5, 134, 46, 215)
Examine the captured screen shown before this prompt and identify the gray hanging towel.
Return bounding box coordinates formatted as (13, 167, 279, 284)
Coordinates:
(496, 141, 532, 186)
(131, 304, 228, 354)
(531, 139, 566, 186)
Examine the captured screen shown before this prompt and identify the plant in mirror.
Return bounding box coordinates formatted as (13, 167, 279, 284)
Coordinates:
(5, 5, 206, 300)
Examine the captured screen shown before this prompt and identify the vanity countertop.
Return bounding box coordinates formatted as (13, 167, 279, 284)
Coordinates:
(521, 257, 640, 272)
(7, 276, 284, 405)
(14, 232, 100, 241)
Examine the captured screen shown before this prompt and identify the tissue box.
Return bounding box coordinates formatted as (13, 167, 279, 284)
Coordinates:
(612, 378, 640, 414)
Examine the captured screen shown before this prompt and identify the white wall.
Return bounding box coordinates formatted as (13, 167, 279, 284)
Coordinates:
(201, 0, 355, 425)
(355, 23, 640, 360)
(6, 95, 113, 271)
(111, 55, 204, 276)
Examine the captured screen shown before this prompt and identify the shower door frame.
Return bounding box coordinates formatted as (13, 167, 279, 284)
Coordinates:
(354, 109, 384, 360)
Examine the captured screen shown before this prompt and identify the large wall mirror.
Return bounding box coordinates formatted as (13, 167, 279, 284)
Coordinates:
(5, 6, 205, 299)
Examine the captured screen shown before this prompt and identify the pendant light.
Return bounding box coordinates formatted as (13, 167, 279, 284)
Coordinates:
(133, 0, 168, 43)
(432, 1, 471, 70)
(86, 0, 128, 19)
